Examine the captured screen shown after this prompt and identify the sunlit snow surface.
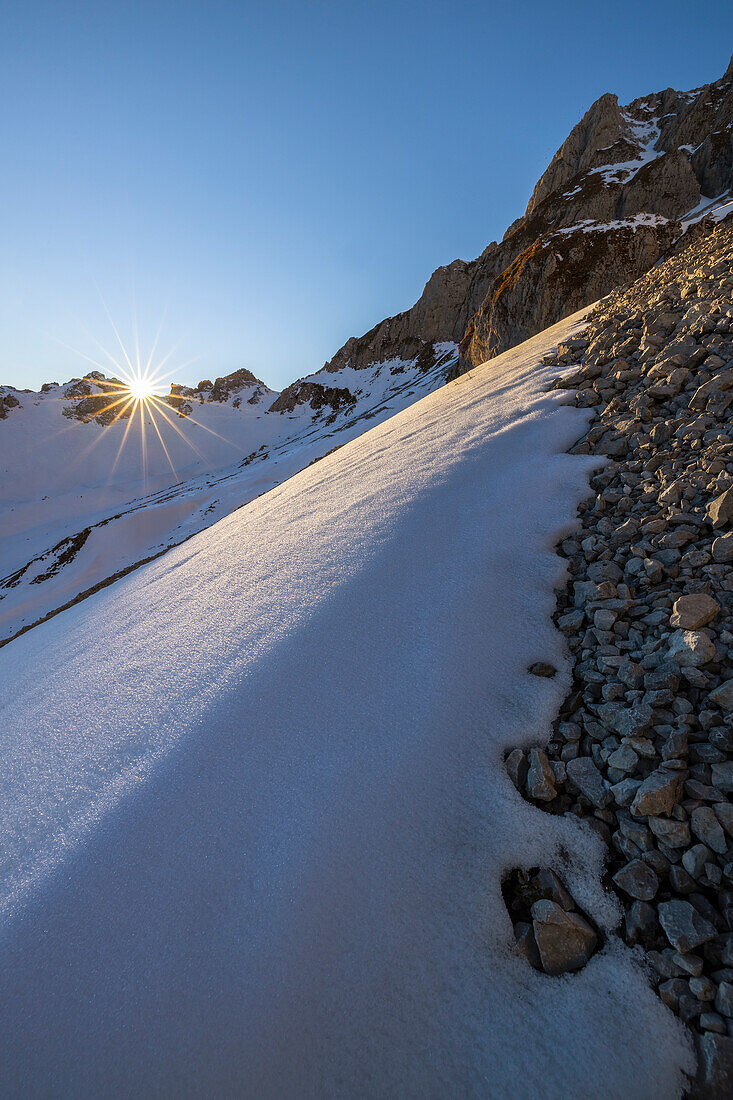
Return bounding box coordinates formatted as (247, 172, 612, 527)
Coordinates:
(0, 347, 455, 643)
(0, 311, 692, 1096)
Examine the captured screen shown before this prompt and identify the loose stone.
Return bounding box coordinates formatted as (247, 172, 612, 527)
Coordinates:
(526, 749, 557, 802)
(566, 756, 612, 808)
(658, 900, 718, 953)
(668, 630, 717, 667)
(670, 593, 720, 629)
(631, 768, 683, 818)
(612, 859, 659, 900)
(531, 900, 598, 976)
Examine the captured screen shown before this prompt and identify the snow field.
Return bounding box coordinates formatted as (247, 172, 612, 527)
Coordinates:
(0, 310, 693, 1096)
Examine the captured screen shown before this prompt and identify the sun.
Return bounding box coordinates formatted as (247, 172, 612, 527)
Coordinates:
(127, 376, 157, 401)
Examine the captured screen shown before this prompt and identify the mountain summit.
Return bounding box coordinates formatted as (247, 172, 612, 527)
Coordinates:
(310, 54, 733, 390)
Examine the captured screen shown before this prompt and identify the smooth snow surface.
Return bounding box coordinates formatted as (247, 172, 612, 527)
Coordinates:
(0, 311, 692, 1097)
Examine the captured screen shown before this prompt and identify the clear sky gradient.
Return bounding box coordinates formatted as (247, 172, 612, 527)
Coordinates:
(1, 0, 730, 392)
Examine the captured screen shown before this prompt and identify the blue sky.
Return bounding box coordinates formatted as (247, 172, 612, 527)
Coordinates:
(1, 1, 730, 392)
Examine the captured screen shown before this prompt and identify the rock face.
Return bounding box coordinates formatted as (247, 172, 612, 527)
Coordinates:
(305, 55, 733, 393)
(266, 339, 458, 417)
(269, 380, 357, 415)
(459, 218, 680, 370)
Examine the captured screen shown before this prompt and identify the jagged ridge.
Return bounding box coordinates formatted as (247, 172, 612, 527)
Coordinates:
(308, 54, 733, 394)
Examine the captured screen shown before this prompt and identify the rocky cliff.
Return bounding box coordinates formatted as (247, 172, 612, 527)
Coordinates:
(287, 55, 733, 409)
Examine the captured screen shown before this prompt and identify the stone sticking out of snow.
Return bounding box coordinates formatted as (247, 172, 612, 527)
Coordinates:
(531, 899, 598, 975)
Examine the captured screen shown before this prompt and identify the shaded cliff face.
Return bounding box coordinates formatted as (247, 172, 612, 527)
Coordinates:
(299, 55, 733, 398)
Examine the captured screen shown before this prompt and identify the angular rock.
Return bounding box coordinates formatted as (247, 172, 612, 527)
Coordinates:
(612, 859, 659, 901)
(708, 679, 733, 713)
(625, 900, 657, 945)
(596, 702, 652, 738)
(658, 900, 718, 953)
(531, 900, 597, 976)
(711, 761, 733, 792)
(631, 767, 683, 818)
(505, 748, 528, 790)
(707, 486, 733, 527)
(714, 803, 733, 838)
(712, 532, 733, 562)
(691, 1034, 733, 1099)
(715, 982, 733, 1018)
(649, 816, 691, 847)
(606, 744, 639, 775)
(689, 367, 733, 410)
(558, 609, 585, 634)
(698, 1012, 727, 1034)
(526, 749, 557, 802)
(670, 593, 720, 629)
(566, 756, 612, 808)
(514, 922, 542, 969)
(691, 806, 728, 855)
(668, 629, 716, 667)
(683, 843, 713, 881)
(611, 777, 642, 806)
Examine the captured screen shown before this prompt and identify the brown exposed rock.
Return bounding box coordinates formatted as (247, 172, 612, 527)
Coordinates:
(670, 593, 720, 629)
(309, 57, 733, 393)
(460, 219, 679, 369)
(531, 900, 598, 975)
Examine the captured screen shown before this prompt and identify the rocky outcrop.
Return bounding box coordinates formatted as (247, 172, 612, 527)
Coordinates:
(523, 91, 630, 218)
(269, 380, 356, 415)
(269, 341, 457, 417)
(621, 149, 701, 220)
(0, 391, 21, 420)
(320, 259, 475, 377)
(166, 367, 272, 416)
(62, 373, 134, 426)
(308, 55, 733, 389)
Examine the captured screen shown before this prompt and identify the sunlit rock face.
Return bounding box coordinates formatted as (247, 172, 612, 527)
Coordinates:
(317, 54, 733, 382)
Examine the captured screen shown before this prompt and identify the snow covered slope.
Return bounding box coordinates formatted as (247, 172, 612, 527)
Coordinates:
(0, 311, 691, 1096)
(0, 346, 456, 645)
